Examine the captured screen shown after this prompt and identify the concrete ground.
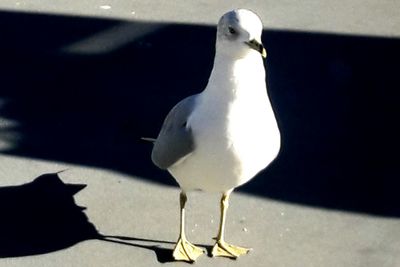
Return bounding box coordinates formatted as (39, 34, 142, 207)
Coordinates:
(1, 1, 400, 267)
(1, 156, 399, 267)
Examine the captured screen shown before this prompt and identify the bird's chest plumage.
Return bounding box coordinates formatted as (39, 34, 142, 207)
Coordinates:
(196, 90, 270, 153)
(184, 81, 279, 189)
(168, 57, 280, 192)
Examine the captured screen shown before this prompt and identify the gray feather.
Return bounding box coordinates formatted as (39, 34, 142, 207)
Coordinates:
(151, 95, 198, 169)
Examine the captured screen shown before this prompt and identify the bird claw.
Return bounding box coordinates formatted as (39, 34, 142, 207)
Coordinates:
(172, 237, 205, 262)
(211, 240, 251, 259)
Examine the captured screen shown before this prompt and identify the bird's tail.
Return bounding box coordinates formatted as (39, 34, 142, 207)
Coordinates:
(141, 137, 156, 143)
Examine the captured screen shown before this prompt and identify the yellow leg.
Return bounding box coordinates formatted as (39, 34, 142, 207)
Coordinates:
(172, 192, 204, 262)
(212, 190, 251, 259)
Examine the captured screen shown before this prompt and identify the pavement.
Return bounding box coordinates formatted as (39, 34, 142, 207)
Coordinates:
(1, 1, 400, 267)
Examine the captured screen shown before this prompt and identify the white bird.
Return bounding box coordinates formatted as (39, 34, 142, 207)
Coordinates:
(151, 8, 281, 262)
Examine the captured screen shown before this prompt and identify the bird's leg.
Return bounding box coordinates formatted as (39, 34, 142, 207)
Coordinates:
(212, 190, 251, 259)
(172, 191, 204, 262)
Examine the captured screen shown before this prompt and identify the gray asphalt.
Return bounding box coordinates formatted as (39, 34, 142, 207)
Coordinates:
(1, 1, 399, 267)
(1, 156, 399, 267)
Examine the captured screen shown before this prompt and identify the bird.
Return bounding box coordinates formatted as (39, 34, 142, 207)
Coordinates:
(150, 8, 281, 262)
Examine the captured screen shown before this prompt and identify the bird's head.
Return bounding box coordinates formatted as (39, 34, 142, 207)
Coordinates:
(216, 9, 266, 59)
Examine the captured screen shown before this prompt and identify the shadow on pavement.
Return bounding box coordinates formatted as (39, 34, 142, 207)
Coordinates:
(100, 235, 214, 263)
(0, 172, 181, 262)
(0, 172, 99, 257)
(98, 236, 177, 263)
(0, 10, 399, 217)
(99, 236, 194, 263)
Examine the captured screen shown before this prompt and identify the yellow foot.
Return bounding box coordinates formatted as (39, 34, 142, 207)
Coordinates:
(172, 237, 205, 262)
(211, 240, 251, 259)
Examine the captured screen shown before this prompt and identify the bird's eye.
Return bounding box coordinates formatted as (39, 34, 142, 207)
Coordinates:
(228, 26, 236, 34)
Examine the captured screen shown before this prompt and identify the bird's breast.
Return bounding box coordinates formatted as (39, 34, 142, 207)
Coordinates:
(188, 86, 280, 181)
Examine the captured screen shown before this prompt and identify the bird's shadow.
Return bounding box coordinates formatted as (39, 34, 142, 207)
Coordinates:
(98, 235, 213, 264)
(0, 172, 209, 263)
(98, 236, 177, 264)
(0, 172, 99, 257)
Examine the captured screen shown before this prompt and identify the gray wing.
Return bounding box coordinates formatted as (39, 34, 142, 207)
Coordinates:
(151, 95, 198, 169)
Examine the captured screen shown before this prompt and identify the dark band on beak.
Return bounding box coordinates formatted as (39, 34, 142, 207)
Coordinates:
(245, 39, 267, 58)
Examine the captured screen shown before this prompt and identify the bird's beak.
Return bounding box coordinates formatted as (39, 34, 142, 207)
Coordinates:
(245, 39, 267, 58)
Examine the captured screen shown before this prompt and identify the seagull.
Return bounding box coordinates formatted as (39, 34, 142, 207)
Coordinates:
(150, 8, 281, 262)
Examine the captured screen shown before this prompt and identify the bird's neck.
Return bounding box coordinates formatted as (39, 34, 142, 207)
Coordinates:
(204, 52, 267, 100)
